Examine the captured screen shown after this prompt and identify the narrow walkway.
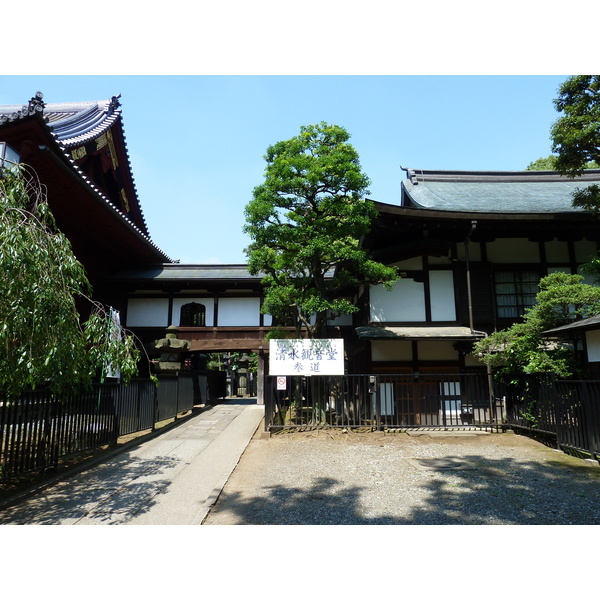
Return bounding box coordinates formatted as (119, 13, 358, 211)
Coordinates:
(0, 399, 264, 525)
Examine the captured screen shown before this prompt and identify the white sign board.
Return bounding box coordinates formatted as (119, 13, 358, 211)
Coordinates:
(269, 339, 344, 376)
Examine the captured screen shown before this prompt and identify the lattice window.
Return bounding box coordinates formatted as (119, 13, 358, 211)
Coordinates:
(494, 271, 539, 318)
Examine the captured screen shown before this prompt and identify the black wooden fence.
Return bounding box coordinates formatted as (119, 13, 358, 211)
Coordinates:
(0, 374, 197, 482)
(499, 374, 600, 461)
(265, 372, 600, 461)
(265, 373, 503, 432)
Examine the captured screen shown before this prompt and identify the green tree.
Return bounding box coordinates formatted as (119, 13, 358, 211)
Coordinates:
(526, 155, 598, 171)
(1, 166, 141, 398)
(244, 122, 398, 339)
(550, 75, 600, 211)
(526, 155, 558, 170)
(474, 272, 600, 378)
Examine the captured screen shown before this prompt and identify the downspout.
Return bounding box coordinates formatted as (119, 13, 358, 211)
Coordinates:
(465, 220, 477, 333)
(465, 221, 497, 426)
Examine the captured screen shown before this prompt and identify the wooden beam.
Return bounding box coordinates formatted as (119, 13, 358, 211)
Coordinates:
(188, 339, 266, 352)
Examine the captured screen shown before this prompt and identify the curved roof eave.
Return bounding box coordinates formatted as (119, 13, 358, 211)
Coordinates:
(38, 137, 173, 263)
(398, 168, 600, 215)
(1, 93, 152, 238)
(46, 100, 121, 147)
(371, 200, 588, 222)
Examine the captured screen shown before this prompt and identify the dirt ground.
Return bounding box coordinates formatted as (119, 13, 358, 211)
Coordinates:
(203, 427, 600, 525)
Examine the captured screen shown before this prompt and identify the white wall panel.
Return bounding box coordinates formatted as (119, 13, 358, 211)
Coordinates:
(418, 341, 459, 361)
(486, 238, 539, 263)
(545, 240, 570, 263)
(370, 279, 425, 322)
(371, 340, 413, 361)
(126, 298, 169, 327)
(429, 270, 456, 321)
(586, 329, 600, 362)
(575, 239, 597, 263)
(218, 297, 261, 326)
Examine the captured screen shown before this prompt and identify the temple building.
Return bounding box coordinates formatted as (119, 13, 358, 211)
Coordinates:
(4, 93, 600, 393)
(0, 92, 170, 312)
(355, 168, 600, 375)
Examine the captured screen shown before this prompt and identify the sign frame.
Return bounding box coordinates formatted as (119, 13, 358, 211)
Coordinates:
(269, 338, 344, 376)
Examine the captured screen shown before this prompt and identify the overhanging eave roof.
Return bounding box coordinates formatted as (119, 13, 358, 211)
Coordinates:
(543, 314, 600, 337)
(356, 326, 485, 341)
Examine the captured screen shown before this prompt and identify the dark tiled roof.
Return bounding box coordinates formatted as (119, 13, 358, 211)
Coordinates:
(110, 264, 263, 281)
(401, 168, 600, 214)
(0, 94, 122, 147)
(543, 314, 600, 335)
(0, 92, 169, 260)
(45, 98, 122, 147)
(356, 326, 485, 340)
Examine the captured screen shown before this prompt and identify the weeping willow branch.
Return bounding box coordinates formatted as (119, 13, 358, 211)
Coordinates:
(0, 165, 146, 398)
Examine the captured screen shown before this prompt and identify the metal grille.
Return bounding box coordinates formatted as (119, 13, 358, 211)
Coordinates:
(265, 373, 500, 432)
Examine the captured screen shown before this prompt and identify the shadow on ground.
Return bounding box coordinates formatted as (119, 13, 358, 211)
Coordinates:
(205, 451, 600, 525)
(0, 449, 181, 524)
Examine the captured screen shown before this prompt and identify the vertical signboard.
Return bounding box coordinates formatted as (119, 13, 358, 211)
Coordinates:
(269, 339, 344, 376)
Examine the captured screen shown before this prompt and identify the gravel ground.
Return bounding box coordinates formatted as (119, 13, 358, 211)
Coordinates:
(203, 428, 600, 525)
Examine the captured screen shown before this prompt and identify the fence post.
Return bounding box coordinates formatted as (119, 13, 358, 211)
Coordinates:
(152, 379, 159, 432)
(175, 375, 180, 421)
(549, 374, 562, 450)
(486, 363, 496, 428)
(581, 381, 596, 458)
(370, 376, 381, 431)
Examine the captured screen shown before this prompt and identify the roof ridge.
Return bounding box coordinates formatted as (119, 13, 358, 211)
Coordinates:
(402, 167, 600, 185)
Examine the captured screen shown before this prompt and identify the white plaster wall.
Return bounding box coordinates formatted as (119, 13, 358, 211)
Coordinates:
(371, 340, 413, 361)
(218, 297, 261, 326)
(575, 239, 597, 263)
(465, 353, 485, 367)
(390, 257, 423, 270)
(370, 279, 426, 322)
(126, 298, 170, 327)
(486, 238, 540, 263)
(429, 270, 456, 321)
(586, 329, 600, 362)
(417, 341, 459, 361)
(545, 239, 570, 263)
(328, 312, 353, 326)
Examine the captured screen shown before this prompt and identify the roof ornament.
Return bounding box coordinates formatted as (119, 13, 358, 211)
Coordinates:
(27, 91, 45, 114)
(108, 94, 122, 113)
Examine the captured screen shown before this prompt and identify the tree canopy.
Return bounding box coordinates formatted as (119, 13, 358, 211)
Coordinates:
(550, 75, 600, 211)
(474, 272, 600, 379)
(526, 155, 559, 171)
(243, 122, 398, 339)
(0, 166, 141, 398)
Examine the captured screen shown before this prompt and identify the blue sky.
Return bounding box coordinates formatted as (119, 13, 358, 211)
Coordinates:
(2, 0, 597, 580)
(1, 75, 572, 264)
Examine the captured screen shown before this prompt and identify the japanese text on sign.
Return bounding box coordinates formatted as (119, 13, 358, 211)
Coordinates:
(269, 339, 344, 376)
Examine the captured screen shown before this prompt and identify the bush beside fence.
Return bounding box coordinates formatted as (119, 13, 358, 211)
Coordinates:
(501, 375, 600, 461)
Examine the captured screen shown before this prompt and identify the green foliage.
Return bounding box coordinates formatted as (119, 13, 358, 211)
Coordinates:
(244, 122, 398, 338)
(526, 155, 598, 172)
(207, 352, 258, 373)
(550, 75, 600, 212)
(474, 272, 600, 378)
(0, 167, 140, 398)
(526, 155, 558, 170)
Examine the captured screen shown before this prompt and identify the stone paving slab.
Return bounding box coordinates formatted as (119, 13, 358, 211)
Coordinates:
(0, 401, 264, 525)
